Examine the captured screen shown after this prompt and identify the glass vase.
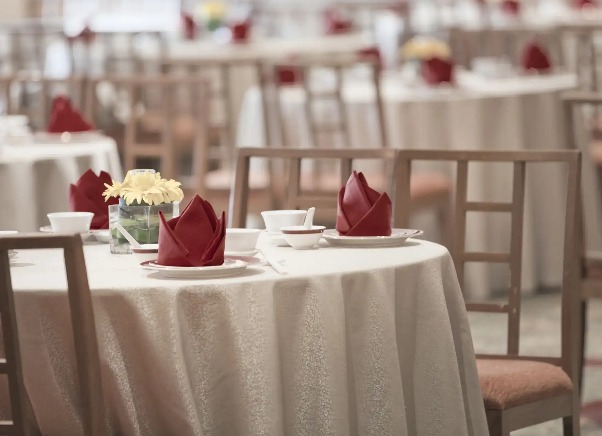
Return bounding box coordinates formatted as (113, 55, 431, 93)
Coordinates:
(109, 201, 179, 254)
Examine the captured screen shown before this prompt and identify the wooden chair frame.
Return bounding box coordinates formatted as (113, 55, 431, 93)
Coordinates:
(86, 74, 210, 195)
(560, 25, 602, 92)
(395, 149, 582, 435)
(0, 234, 106, 435)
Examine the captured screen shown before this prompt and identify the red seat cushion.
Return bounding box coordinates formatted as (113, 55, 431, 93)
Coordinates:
(477, 359, 573, 410)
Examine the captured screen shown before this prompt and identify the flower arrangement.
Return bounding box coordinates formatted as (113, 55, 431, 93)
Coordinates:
(103, 171, 184, 206)
(401, 37, 451, 61)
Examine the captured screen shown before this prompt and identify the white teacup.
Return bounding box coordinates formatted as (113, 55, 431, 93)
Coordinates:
(261, 210, 306, 232)
(225, 228, 261, 253)
(47, 212, 94, 233)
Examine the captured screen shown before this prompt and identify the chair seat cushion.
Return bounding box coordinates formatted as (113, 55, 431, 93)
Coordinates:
(477, 359, 573, 410)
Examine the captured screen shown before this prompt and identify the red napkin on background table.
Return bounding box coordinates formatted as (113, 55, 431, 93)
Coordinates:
(69, 169, 118, 229)
(521, 42, 552, 72)
(336, 171, 392, 237)
(157, 195, 226, 267)
(47, 96, 94, 133)
(422, 57, 455, 85)
(69, 25, 95, 44)
(501, 0, 521, 15)
(230, 20, 251, 43)
(323, 9, 353, 35)
(574, 0, 597, 8)
(181, 12, 197, 40)
(275, 65, 303, 86)
(357, 46, 383, 71)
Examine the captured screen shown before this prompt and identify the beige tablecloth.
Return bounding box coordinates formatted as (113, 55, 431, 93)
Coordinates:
(9, 237, 488, 435)
(0, 135, 122, 232)
(236, 71, 577, 298)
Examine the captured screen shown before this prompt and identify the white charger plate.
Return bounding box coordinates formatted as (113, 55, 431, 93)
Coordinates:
(322, 229, 424, 248)
(140, 258, 248, 279)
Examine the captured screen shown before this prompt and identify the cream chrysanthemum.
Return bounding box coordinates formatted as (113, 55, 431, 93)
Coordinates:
(401, 37, 451, 60)
(103, 171, 184, 205)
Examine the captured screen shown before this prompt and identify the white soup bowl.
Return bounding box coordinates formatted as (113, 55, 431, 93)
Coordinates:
(280, 225, 325, 249)
(261, 210, 306, 232)
(47, 212, 94, 233)
(226, 228, 261, 253)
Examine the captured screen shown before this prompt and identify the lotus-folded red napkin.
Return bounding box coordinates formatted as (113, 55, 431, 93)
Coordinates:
(47, 96, 94, 133)
(324, 9, 353, 35)
(69, 25, 95, 44)
(521, 42, 552, 72)
(157, 195, 226, 267)
(501, 0, 521, 15)
(336, 171, 392, 237)
(275, 65, 303, 85)
(574, 0, 597, 8)
(181, 12, 197, 40)
(231, 20, 251, 43)
(69, 169, 118, 229)
(422, 57, 454, 85)
(357, 46, 383, 71)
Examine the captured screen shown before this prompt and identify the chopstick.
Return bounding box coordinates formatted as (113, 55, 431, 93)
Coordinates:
(259, 249, 288, 275)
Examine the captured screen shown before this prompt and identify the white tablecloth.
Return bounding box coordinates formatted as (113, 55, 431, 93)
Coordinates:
(8, 237, 488, 436)
(0, 135, 122, 232)
(237, 71, 578, 298)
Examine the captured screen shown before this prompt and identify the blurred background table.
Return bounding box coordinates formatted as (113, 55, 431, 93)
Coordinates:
(0, 134, 121, 232)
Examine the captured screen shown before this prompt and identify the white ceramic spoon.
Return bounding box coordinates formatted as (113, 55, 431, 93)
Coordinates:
(114, 222, 142, 248)
(303, 207, 316, 229)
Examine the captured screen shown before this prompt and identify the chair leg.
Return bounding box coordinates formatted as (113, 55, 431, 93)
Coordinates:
(563, 413, 580, 436)
(486, 410, 509, 436)
(579, 299, 588, 395)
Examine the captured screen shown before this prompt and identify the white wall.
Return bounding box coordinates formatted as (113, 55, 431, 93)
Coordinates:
(0, 0, 27, 19)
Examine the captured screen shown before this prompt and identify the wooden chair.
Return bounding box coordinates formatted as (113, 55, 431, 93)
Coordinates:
(230, 147, 451, 231)
(450, 26, 564, 70)
(0, 73, 89, 130)
(560, 24, 602, 92)
(563, 91, 602, 393)
(0, 234, 106, 435)
(86, 74, 210, 199)
(395, 149, 582, 436)
(5, 27, 70, 74)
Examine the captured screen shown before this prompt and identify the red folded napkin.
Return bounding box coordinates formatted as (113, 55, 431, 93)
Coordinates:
(324, 9, 353, 35)
(230, 20, 251, 43)
(47, 96, 94, 133)
(422, 57, 454, 85)
(357, 46, 383, 71)
(501, 0, 521, 15)
(336, 171, 392, 237)
(521, 42, 552, 72)
(69, 25, 95, 44)
(157, 195, 226, 267)
(181, 12, 197, 40)
(574, 0, 597, 8)
(69, 169, 118, 229)
(275, 65, 303, 86)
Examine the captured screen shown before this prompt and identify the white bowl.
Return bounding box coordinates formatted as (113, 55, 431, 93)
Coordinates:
(280, 225, 325, 249)
(261, 210, 307, 232)
(226, 228, 261, 253)
(131, 244, 159, 262)
(47, 212, 94, 233)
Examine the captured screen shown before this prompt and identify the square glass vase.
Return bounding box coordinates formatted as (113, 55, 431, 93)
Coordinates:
(109, 201, 179, 254)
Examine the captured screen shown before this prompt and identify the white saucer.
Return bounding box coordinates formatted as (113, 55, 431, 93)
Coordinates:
(322, 229, 424, 248)
(39, 225, 92, 239)
(140, 258, 248, 279)
(225, 249, 258, 257)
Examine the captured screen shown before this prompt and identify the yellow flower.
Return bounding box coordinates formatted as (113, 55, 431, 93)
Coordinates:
(401, 37, 451, 60)
(202, 1, 226, 20)
(102, 171, 184, 205)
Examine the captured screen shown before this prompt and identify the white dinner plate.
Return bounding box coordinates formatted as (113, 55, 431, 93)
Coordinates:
(322, 229, 424, 248)
(33, 131, 104, 144)
(225, 249, 258, 257)
(91, 229, 111, 243)
(140, 258, 248, 279)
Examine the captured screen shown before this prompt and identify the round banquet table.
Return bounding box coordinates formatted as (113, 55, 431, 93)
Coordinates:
(0, 135, 122, 233)
(236, 69, 578, 299)
(7, 237, 488, 436)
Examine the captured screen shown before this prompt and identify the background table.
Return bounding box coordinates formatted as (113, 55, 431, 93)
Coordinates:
(7, 237, 487, 435)
(237, 70, 578, 298)
(0, 135, 122, 232)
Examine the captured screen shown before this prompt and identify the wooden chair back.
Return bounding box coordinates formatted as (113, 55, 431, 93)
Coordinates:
(560, 24, 602, 91)
(450, 26, 564, 70)
(229, 147, 396, 227)
(264, 55, 387, 150)
(0, 73, 89, 130)
(87, 74, 210, 195)
(395, 150, 582, 383)
(5, 28, 70, 74)
(0, 234, 106, 435)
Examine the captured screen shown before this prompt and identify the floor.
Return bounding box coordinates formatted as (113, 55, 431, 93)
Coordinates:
(469, 295, 602, 435)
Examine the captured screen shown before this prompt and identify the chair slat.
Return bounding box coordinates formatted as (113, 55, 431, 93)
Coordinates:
(465, 202, 513, 212)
